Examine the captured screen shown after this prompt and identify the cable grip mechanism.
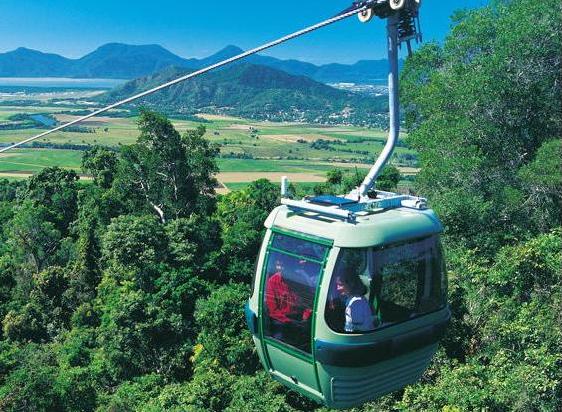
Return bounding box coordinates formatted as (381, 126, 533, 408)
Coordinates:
(355, 0, 422, 52)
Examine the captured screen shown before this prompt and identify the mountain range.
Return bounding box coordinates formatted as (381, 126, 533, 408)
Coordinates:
(99, 63, 387, 124)
(0, 43, 397, 84)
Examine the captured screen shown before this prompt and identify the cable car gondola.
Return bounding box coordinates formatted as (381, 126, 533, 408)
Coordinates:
(245, 1, 450, 408)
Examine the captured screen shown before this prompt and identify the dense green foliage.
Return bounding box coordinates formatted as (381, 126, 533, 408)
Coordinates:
(310, 164, 402, 196)
(401, 0, 561, 253)
(0, 0, 560, 410)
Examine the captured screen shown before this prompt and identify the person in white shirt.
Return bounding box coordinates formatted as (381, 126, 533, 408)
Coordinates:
(337, 274, 376, 333)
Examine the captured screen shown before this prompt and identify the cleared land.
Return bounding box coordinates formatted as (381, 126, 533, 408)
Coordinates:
(0, 96, 418, 190)
(260, 134, 340, 143)
(218, 172, 325, 183)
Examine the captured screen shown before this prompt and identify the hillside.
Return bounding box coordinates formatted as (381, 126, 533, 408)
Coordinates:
(188, 46, 398, 84)
(0, 47, 72, 77)
(70, 43, 190, 79)
(99, 63, 387, 124)
(0, 43, 396, 83)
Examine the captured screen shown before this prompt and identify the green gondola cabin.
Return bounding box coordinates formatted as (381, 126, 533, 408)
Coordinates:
(246, 193, 450, 408)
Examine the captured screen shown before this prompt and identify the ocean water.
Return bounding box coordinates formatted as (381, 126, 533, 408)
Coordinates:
(0, 77, 127, 89)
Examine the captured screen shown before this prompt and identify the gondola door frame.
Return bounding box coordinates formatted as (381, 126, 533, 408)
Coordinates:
(257, 227, 333, 402)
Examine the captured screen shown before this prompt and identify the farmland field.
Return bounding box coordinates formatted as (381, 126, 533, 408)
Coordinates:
(0, 96, 418, 191)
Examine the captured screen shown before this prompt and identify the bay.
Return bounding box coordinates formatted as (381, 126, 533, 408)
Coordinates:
(0, 77, 127, 89)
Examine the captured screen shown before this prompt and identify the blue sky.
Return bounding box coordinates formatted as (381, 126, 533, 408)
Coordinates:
(1, 0, 488, 64)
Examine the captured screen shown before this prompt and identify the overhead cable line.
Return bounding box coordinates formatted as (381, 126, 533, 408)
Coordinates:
(0, 5, 366, 155)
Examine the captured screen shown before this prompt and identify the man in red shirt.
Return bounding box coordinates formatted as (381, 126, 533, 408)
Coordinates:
(265, 260, 311, 346)
(266, 261, 299, 323)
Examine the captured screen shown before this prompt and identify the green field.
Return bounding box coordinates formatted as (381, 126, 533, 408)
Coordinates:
(0, 103, 417, 189)
(0, 149, 83, 172)
(0, 153, 369, 175)
(216, 159, 368, 173)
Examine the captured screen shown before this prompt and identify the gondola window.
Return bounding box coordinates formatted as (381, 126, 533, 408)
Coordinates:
(262, 233, 327, 353)
(325, 236, 446, 333)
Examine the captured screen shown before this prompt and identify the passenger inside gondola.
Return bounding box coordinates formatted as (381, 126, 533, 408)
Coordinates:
(263, 236, 325, 352)
(338, 273, 376, 332)
(325, 236, 446, 333)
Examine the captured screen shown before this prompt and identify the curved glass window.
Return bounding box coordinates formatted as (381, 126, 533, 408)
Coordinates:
(271, 233, 328, 261)
(325, 235, 446, 334)
(262, 233, 328, 353)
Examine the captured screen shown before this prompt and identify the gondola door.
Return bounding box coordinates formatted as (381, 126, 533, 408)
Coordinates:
(259, 230, 331, 400)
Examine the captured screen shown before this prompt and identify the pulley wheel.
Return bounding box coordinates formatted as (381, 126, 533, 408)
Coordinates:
(358, 8, 374, 23)
(389, 0, 406, 10)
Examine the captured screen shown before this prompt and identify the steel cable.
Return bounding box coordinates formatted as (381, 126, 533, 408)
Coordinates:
(0, 5, 366, 154)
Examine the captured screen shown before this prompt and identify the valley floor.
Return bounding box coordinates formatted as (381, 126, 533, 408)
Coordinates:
(0, 100, 418, 191)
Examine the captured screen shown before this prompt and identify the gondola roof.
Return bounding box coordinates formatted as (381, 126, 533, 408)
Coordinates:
(265, 203, 442, 248)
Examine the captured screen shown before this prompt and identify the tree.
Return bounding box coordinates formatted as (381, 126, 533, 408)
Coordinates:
(0, 256, 16, 332)
(518, 139, 562, 231)
(96, 214, 210, 381)
(115, 110, 218, 223)
(0, 345, 63, 411)
(141, 367, 236, 412)
(20, 167, 79, 235)
(182, 124, 220, 213)
(6, 201, 61, 274)
(94, 272, 200, 381)
(101, 214, 167, 275)
(0, 179, 22, 202)
(194, 283, 259, 375)
(226, 372, 296, 412)
(165, 214, 220, 270)
(2, 266, 77, 343)
(376, 165, 401, 191)
(213, 179, 279, 284)
(2, 302, 51, 343)
(96, 374, 164, 412)
(71, 194, 102, 300)
(314, 166, 401, 195)
(81, 146, 119, 189)
(401, 0, 561, 250)
(326, 169, 343, 185)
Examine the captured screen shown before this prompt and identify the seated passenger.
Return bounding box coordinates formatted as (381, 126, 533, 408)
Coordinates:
(265, 260, 299, 324)
(338, 274, 376, 333)
(265, 260, 312, 349)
